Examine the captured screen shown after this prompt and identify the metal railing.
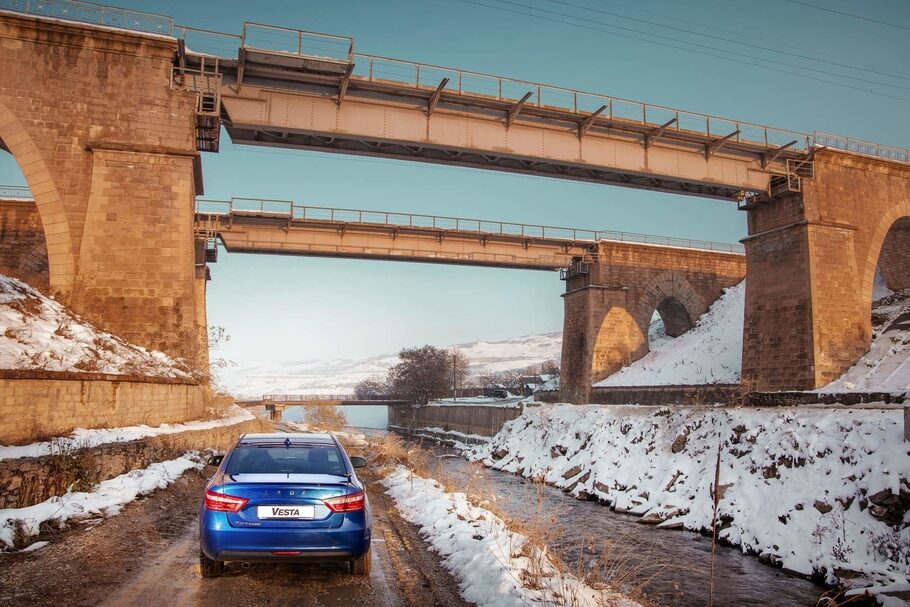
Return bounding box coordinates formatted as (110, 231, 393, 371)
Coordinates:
(0, 0, 172, 35)
(813, 132, 910, 164)
(263, 394, 404, 403)
(241, 22, 354, 62)
(0, 185, 33, 199)
(196, 197, 745, 254)
(352, 52, 813, 151)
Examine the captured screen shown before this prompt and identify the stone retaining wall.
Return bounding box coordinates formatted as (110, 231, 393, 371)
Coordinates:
(537, 385, 742, 406)
(388, 404, 524, 437)
(0, 418, 271, 509)
(0, 371, 208, 445)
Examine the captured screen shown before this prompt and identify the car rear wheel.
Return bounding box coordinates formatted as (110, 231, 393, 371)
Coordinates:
(351, 547, 371, 576)
(200, 550, 224, 578)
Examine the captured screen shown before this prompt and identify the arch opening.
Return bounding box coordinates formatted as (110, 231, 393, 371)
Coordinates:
(647, 296, 694, 351)
(0, 100, 75, 298)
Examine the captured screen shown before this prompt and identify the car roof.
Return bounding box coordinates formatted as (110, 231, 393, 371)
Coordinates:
(238, 432, 337, 445)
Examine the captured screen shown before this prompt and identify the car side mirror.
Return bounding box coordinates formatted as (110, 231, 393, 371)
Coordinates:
(350, 456, 367, 469)
(207, 454, 224, 467)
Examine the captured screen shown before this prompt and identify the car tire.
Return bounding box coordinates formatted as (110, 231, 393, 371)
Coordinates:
(200, 550, 224, 578)
(351, 547, 371, 576)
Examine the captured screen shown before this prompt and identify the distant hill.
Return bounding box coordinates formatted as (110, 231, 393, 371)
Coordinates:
(219, 332, 563, 399)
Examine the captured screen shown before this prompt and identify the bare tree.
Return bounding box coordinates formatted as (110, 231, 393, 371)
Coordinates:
(354, 375, 388, 399)
(387, 345, 470, 405)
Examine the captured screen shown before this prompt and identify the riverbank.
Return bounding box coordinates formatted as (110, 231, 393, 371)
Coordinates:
(463, 404, 909, 602)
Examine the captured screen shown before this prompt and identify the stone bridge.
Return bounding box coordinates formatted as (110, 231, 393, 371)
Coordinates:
(0, 9, 909, 413)
(559, 242, 746, 402)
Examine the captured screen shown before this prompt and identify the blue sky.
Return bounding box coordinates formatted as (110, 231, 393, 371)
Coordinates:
(1, 0, 908, 365)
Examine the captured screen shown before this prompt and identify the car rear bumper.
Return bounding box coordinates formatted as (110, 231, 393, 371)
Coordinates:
(200, 511, 371, 562)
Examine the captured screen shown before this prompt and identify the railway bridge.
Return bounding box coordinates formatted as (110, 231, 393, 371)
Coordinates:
(0, 6, 908, 402)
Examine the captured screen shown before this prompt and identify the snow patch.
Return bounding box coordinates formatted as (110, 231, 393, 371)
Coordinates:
(596, 282, 744, 386)
(382, 465, 641, 607)
(0, 276, 191, 378)
(0, 405, 255, 461)
(470, 404, 910, 590)
(820, 290, 910, 393)
(0, 454, 204, 549)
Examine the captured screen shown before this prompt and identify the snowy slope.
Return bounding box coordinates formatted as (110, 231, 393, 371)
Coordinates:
(596, 282, 744, 386)
(471, 404, 910, 590)
(0, 276, 191, 378)
(220, 332, 562, 398)
(820, 289, 910, 393)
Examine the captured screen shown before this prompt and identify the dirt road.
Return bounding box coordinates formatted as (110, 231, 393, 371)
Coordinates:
(0, 465, 470, 607)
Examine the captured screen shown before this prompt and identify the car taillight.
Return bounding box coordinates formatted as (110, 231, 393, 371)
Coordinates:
(323, 490, 365, 513)
(204, 489, 248, 513)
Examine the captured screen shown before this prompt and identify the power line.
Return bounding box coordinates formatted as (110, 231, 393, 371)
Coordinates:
(544, 0, 910, 81)
(783, 0, 910, 31)
(453, 0, 910, 103)
(489, 0, 910, 93)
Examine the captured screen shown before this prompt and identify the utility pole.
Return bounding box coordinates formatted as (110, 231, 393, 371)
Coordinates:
(452, 352, 457, 401)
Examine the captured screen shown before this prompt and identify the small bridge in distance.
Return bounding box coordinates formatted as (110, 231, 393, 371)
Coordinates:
(238, 394, 413, 422)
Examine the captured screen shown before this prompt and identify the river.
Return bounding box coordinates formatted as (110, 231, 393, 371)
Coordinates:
(406, 439, 826, 606)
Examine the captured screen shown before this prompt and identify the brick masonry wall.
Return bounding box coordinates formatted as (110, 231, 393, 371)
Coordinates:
(0, 375, 208, 445)
(0, 199, 48, 291)
(0, 418, 272, 509)
(743, 150, 910, 390)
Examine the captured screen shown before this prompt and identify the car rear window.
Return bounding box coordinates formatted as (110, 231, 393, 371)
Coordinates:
(225, 445, 346, 475)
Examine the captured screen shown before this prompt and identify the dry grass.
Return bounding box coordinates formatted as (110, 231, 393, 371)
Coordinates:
(302, 404, 348, 431)
(369, 433, 675, 606)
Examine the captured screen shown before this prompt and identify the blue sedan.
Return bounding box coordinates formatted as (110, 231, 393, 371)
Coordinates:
(199, 432, 372, 577)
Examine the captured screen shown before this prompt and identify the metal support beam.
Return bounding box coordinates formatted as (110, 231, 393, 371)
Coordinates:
(336, 63, 354, 105)
(760, 140, 798, 169)
(176, 38, 187, 74)
(506, 91, 534, 128)
(643, 118, 678, 149)
(705, 130, 741, 159)
(578, 105, 608, 139)
(426, 77, 449, 115)
(236, 47, 247, 89)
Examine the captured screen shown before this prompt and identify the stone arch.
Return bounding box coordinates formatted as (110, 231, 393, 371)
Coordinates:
(861, 198, 910, 310)
(637, 270, 704, 339)
(0, 100, 75, 298)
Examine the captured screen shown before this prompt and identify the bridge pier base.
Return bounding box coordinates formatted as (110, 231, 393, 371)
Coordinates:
(742, 151, 910, 391)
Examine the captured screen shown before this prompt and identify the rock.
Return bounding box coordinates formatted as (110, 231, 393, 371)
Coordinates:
(491, 448, 508, 460)
(561, 465, 583, 480)
(867, 488, 910, 526)
(813, 500, 833, 514)
(594, 481, 610, 495)
(671, 429, 689, 453)
(637, 512, 664, 525)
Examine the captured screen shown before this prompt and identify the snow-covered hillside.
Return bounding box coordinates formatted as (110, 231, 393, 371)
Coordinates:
(596, 281, 744, 386)
(820, 288, 910, 393)
(220, 332, 562, 398)
(0, 276, 191, 378)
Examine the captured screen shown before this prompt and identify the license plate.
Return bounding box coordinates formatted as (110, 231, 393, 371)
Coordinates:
(257, 505, 316, 519)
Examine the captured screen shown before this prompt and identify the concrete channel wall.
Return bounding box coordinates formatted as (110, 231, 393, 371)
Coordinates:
(388, 404, 524, 438)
